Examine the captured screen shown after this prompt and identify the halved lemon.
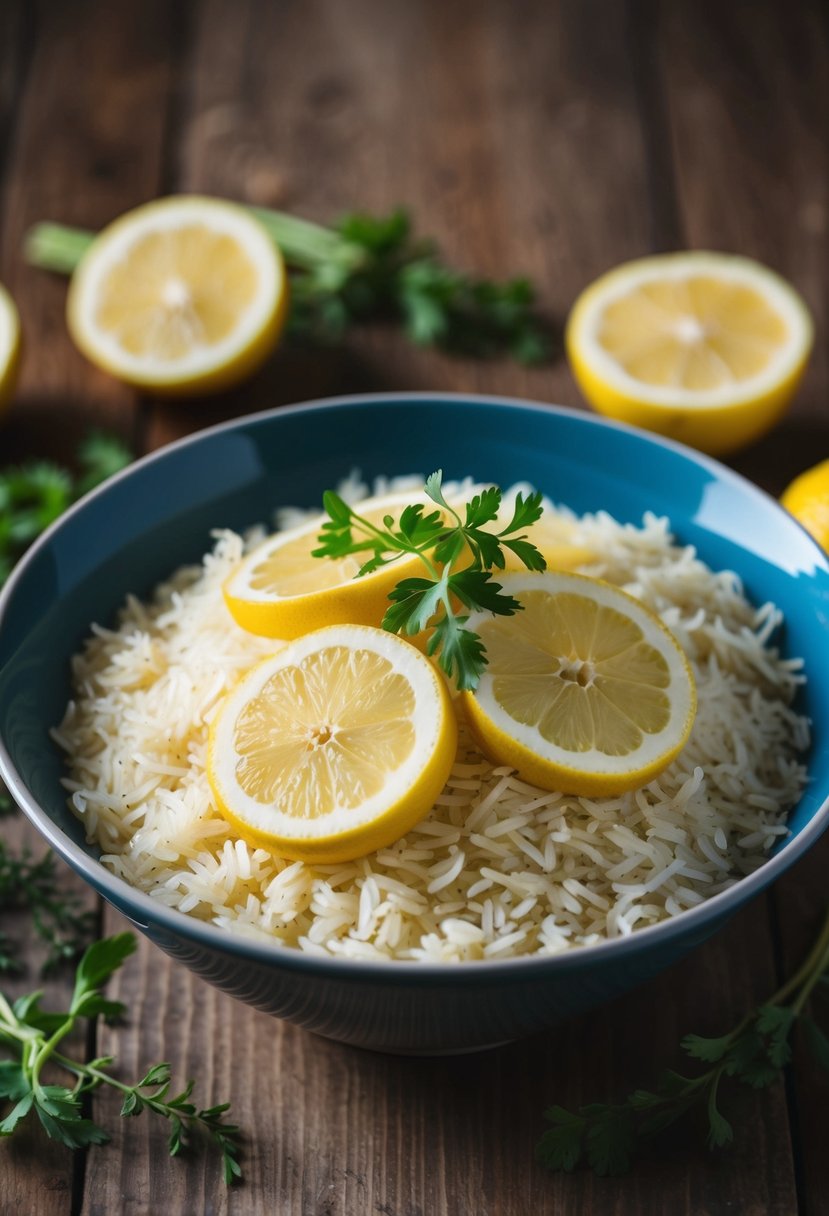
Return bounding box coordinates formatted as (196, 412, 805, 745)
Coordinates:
(207, 625, 457, 863)
(462, 571, 696, 796)
(781, 459, 829, 550)
(224, 489, 460, 639)
(0, 283, 21, 416)
(566, 252, 813, 455)
(67, 196, 287, 395)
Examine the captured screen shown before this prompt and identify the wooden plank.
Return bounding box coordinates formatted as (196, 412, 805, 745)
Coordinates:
(144, 0, 659, 451)
(0, 0, 185, 1210)
(656, 1, 829, 1213)
(0, 0, 178, 466)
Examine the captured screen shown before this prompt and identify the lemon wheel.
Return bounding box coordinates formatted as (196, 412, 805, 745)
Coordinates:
(566, 252, 813, 455)
(462, 571, 696, 796)
(207, 624, 457, 863)
(67, 196, 288, 396)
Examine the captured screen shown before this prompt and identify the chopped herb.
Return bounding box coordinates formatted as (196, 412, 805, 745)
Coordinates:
(0, 934, 242, 1181)
(537, 906, 829, 1175)
(315, 470, 546, 690)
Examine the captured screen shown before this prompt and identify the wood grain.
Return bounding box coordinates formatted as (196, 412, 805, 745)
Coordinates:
(1, 0, 826, 1212)
(656, 4, 829, 1214)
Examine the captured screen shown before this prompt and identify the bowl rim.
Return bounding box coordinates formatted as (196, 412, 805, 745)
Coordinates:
(2, 388, 828, 985)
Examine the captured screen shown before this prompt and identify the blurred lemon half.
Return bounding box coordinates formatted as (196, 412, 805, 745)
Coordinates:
(566, 252, 813, 455)
(207, 624, 457, 863)
(462, 571, 696, 796)
(67, 196, 287, 396)
(781, 459, 829, 550)
(0, 283, 21, 415)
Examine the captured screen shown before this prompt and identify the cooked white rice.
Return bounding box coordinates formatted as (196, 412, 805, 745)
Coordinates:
(53, 478, 810, 962)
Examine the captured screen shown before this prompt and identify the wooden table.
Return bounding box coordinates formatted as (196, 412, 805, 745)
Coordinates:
(1, 1, 827, 1212)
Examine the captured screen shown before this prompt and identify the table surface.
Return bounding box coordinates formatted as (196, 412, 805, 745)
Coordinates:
(2, 1, 828, 1212)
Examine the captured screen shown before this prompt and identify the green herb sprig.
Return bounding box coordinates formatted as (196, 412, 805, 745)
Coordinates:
(0, 933, 242, 1182)
(25, 207, 551, 365)
(315, 470, 546, 690)
(0, 841, 96, 975)
(537, 906, 829, 1176)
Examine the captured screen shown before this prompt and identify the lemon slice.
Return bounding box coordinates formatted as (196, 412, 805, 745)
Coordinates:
(566, 252, 813, 455)
(0, 283, 21, 415)
(207, 625, 457, 863)
(462, 571, 696, 796)
(781, 459, 829, 550)
(67, 196, 287, 396)
(224, 490, 459, 639)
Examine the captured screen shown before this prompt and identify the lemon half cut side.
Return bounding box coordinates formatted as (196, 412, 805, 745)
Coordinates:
(462, 571, 696, 796)
(67, 196, 287, 395)
(207, 625, 458, 864)
(566, 252, 813, 455)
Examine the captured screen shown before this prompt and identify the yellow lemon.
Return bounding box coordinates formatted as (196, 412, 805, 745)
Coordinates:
(781, 460, 829, 550)
(566, 252, 813, 455)
(462, 571, 696, 796)
(207, 625, 457, 863)
(224, 489, 462, 639)
(0, 283, 21, 416)
(67, 196, 287, 396)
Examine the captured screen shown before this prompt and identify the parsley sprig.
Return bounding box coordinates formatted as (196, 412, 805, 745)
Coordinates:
(26, 207, 551, 364)
(0, 934, 242, 1182)
(315, 471, 546, 690)
(537, 905, 829, 1175)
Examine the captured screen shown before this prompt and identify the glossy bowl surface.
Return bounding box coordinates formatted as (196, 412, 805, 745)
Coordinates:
(2, 393, 828, 1054)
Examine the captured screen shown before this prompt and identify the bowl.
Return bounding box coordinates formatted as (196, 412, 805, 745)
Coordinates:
(2, 392, 828, 1055)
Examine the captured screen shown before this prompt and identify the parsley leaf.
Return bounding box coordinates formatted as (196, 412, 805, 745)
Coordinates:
(316, 471, 547, 689)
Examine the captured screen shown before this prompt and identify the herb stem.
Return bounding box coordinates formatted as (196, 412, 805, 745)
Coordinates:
(25, 208, 368, 278)
(771, 906, 829, 1011)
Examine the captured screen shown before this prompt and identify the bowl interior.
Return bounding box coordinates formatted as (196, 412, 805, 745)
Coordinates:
(2, 394, 828, 891)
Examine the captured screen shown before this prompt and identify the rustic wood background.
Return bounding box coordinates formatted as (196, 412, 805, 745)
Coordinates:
(1, 1, 828, 1213)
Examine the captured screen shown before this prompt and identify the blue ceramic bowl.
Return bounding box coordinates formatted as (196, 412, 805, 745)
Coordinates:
(2, 393, 828, 1055)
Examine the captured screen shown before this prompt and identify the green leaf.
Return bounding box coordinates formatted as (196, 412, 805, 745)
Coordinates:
(682, 1032, 734, 1063)
(502, 537, 546, 572)
(0, 1091, 34, 1135)
(0, 1062, 29, 1103)
(755, 1004, 795, 1068)
(449, 569, 521, 616)
(706, 1104, 733, 1149)
(423, 470, 449, 511)
(430, 613, 487, 691)
(72, 933, 136, 1011)
(464, 486, 501, 529)
(498, 489, 544, 535)
(585, 1107, 637, 1176)
(382, 577, 444, 637)
(536, 1107, 585, 1172)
